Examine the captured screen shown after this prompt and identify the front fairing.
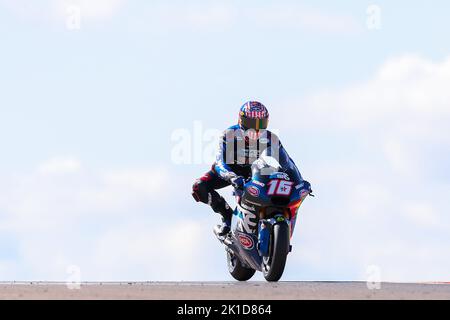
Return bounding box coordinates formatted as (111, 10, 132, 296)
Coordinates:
(231, 150, 309, 269)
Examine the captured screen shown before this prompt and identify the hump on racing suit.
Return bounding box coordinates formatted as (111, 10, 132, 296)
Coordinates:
(214, 125, 303, 183)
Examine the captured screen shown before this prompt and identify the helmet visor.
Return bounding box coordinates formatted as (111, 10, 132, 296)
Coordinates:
(240, 116, 268, 130)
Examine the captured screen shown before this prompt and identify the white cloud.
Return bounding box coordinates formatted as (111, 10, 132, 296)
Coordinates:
(37, 156, 82, 175)
(382, 139, 417, 176)
(298, 54, 450, 130)
(283, 54, 450, 178)
(52, 0, 124, 20)
(0, 1, 363, 35)
(90, 220, 208, 280)
(279, 54, 450, 281)
(184, 3, 236, 30)
(248, 4, 362, 35)
(128, 2, 362, 35)
(1, 158, 169, 229)
(129, 3, 236, 33)
(0, 0, 124, 22)
(0, 157, 217, 280)
(2, 54, 450, 282)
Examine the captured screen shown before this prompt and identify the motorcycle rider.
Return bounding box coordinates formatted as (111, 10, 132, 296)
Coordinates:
(192, 101, 311, 236)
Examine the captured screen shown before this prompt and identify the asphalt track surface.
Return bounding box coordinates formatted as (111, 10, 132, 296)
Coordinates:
(0, 282, 449, 300)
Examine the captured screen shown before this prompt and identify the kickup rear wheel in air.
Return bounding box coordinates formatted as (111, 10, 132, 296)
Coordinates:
(262, 222, 290, 282)
(227, 250, 256, 281)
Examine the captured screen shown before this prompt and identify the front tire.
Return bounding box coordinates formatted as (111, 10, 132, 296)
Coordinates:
(227, 250, 255, 281)
(262, 222, 290, 282)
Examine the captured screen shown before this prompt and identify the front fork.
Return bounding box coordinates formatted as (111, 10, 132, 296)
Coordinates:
(257, 215, 291, 257)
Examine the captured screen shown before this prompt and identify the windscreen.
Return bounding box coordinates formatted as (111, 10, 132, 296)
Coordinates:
(252, 145, 302, 183)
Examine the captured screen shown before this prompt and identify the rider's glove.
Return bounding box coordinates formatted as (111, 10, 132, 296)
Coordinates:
(300, 180, 313, 198)
(230, 176, 245, 190)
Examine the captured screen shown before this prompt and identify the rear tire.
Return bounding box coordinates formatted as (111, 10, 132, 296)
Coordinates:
(227, 251, 256, 281)
(262, 222, 290, 282)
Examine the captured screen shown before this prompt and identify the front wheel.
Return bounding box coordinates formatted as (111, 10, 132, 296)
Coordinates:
(262, 222, 290, 282)
(227, 250, 255, 281)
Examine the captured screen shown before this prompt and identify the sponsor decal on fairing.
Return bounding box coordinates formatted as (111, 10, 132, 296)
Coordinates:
(247, 186, 260, 197)
(237, 233, 255, 250)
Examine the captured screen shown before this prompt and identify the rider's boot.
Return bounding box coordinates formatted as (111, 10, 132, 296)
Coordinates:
(217, 208, 232, 236)
(205, 191, 233, 236)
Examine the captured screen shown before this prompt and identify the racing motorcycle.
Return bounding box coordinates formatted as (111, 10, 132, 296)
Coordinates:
(214, 149, 312, 282)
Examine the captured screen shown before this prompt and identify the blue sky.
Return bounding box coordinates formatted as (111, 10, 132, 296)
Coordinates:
(0, 1, 449, 282)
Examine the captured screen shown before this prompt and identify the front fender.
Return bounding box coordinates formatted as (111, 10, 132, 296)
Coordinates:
(258, 215, 290, 256)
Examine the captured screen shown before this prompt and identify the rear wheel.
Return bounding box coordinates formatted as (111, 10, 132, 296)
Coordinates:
(262, 222, 290, 282)
(227, 250, 256, 281)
